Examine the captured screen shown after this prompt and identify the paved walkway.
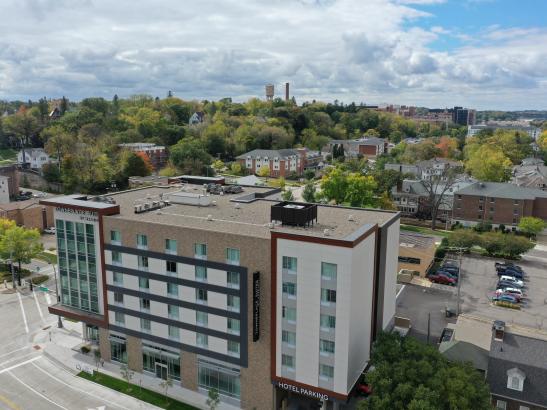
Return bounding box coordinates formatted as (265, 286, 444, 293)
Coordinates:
(37, 321, 240, 410)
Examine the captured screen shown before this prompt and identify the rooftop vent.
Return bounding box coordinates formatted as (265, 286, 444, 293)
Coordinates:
(493, 320, 505, 341)
(207, 214, 213, 221)
(134, 200, 170, 214)
(166, 191, 211, 207)
(348, 214, 355, 222)
(323, 229, 330, 236)
(271, 201, 318, 227)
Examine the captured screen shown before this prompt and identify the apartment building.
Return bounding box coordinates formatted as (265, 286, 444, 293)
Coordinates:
(326, 138, 388, 159)
(119, 143, 168, 171)
(453, 182, 547, 228)
(41, 183, 399, 409)
(235, 149, 306, 177)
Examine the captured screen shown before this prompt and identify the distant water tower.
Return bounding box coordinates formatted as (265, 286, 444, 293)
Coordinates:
(265, 84, 274, 101)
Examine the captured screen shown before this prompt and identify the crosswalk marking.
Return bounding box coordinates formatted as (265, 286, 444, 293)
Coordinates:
(16, 292, 29, 334)
(32, 291, 45, 324)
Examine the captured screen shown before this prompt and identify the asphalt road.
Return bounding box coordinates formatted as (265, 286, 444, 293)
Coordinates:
(0, 289, 155, 410)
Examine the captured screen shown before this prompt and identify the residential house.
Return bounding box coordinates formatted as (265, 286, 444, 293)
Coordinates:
(326, 137, 388, 159)
(236, 148, 307, 177)
(398, 232, 436, 277)
(118, 143, 167, 171)
(416, 158, 462, 181)
(49, 107, 61, 120)
(511, 158, 547, 191)
(189, 111, 205, 125)
(452, 182, 547, 228)
(17, 148, 53, 170)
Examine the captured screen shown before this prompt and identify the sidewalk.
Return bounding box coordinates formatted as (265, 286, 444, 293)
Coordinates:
(37, 321, 241, 410)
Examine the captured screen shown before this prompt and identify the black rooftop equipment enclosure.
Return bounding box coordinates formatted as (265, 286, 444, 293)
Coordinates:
(271, 202, 318, 227)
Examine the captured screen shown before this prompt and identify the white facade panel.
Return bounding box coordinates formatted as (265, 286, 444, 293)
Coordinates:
(382, 220, 399, 330)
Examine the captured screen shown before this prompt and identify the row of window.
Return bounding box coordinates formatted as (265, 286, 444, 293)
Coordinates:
(281, 354, 334, 380)
(282, 257, 338, 281)
(110, 232, 240, 264)
(112, 298, 241, 334)
(112, 312, 241, 357)
(457, 195, 521, 206)
(282, 330, 336, 351)
(111, 264, 240, 288)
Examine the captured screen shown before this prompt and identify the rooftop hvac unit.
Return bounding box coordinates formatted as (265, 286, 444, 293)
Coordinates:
(207, 214, 213, 221)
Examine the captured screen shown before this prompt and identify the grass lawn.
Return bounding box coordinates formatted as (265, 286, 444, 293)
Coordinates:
(400, 224, 452, 239)
(0, 149, 17, 161)
(37, 252, 57, 264)
(77, 371, 198, 410)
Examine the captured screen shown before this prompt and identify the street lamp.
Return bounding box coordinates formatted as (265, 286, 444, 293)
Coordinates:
(7, 251, 15, 290)
(50, 262, 63, 328)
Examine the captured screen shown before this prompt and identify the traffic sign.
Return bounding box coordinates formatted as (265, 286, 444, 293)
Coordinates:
(39, 286, 49, 292)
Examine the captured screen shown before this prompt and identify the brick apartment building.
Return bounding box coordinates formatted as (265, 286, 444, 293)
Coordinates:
(236, 149, 307, 177)
(453, 182, 547, 229)
(119, 143, 168, 171)
(326, 138, 388, 159)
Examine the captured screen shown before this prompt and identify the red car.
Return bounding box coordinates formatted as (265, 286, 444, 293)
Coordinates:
(356, 383, 372, 396)
(429, 273, 456, 286)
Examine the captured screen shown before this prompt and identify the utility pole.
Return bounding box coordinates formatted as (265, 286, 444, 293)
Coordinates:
(9, 251, 15, 290)
(445, 246, 466, 316)
(51, 263, 63, 328)
(427, 312, 431, 344)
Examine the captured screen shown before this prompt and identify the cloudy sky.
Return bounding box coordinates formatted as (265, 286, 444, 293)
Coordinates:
(0, 0, 546, 109)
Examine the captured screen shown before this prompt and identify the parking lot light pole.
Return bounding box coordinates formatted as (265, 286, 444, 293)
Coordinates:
(446, 246, 467, 316)
(50, 262, 63, 328)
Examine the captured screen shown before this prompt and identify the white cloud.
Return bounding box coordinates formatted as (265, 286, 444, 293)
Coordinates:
(0, 0, 544, 109)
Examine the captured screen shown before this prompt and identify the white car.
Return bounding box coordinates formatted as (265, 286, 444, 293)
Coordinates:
(44, 227, 56, 234)
(500, 275, 524, 287)
(496, 287, 523, 297)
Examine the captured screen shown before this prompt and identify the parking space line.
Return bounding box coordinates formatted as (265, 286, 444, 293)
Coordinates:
(7, 370, 69, 410)
(44, 293, 52, 305)
(16, 292, 29, 334)
(31, 362, 131, 410)
(0, 393, 22, 410)
(0, 356, 42, 374)
(32, 291, 45, 324)
(396, 285, 406, 299)
(0, 347, 29, 360)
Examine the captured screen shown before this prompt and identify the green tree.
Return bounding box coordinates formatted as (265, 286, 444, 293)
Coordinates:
(120, 152, 152, 178)
(302, 182, 316, 203)
(448, 229, 481, 249)
(42, 124, 75, 172)
(281, 189, 294, 201)
(345, 173, 377, 207)
(358, 332, 490, 410)
(230, 162, 243, 176)
(466, 145, 512, 182)
(0, 225, 42, 285)
(257, 166, 270, 177)
(170, 139, 212, 174)
(304, 169, 315, 180)
(3, 108, 41, 164)
(502, 234, 535, 258)
(518, 216, 546, 238)
(320, 167, 348, 204)
(206, 388, 220, 410)
(212, 160, 225, 172)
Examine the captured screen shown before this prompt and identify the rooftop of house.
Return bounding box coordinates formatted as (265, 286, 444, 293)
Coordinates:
(399, 232, 435, 250)
(42, 184, 398, 240)
(454, 181, 547, 200)
(235, 149, 302, 159)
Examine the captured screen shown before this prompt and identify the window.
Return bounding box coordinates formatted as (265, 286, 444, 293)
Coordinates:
(490, 198, 495, 203)
(140, 318, 151, 332)
(226, 248, 240, 265)
(167, 283, 178, 296)
(490, 207, 494, 212)
(519, 406, 530, 410)
(478, 205, 483, 211)
(282, 354, 295, 370)
(113, 271, 123, 285)
(165, 239, 177, 254)
(112, 251, 122, 265)
(168, 304, 179, 319)
(282, 256, 297, 273)
(196, 311, 208, 327)
(194, 243, 207, 259)
(166, 261, 177, 275)
(319, 364, 334, 380)
(514, 200, 519, 205)
(321, 262, 337, 281)
(227, 271, 240, 288)
(227, 295, 240, 312)
(168, 325, 179, 340)
(198, 359, 240, 399)
(110, 230, 121, 245)
(138, 255, 149, 270)
(320, 339, 335, 355)
(139, 277, 149, 290)
(114, 292, 123, 304)
(196, 289, 208, 304)
(137, 234, 148, 249)
(282, 306, 296, 323)
(114, 311, 125, 325)
(496, 400, 506, 410)
(196, 333, 208, 348)
(282, 330, 296, 347)
(228, 340, 240, 357)
(140, 298, 150, 311)
(227, 318, 240, 335)
(321, 289, 337, 305)
(282, 282, 297, 298)
(195, 266, 207, 282)
(110, 336, 127, 364)
(320, 314, 336, 330)
(479, 196, 484, 202)
(514, 209, 519, 215)
(507, 368, 525, 391)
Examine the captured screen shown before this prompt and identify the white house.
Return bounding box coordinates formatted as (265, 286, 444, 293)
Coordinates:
(17, 148, 53, 170)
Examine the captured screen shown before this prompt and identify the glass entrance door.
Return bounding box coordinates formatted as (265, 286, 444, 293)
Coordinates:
(85, 325, 99, 344)
(155, 362, 168, 380)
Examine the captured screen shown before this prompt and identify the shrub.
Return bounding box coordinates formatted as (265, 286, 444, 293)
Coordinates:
(31, 275, 49, 285)
(81, 345, 91, 354)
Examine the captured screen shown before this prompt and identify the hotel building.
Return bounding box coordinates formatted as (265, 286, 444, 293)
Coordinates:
(42, 182, 399, 409)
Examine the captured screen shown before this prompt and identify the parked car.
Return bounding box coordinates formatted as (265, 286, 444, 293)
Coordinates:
(497, 287, 523, 297)
(497, 269, 524, 279)
(495, 289, 522, 301)
(493, 294, 519, 304)
(496, 262, 523, 273)
(443, 260, 459, 268)
(439, 267, 459, 277)
(43, 227, 56, 235)
(499, 276, 524, 287)
(498, 280, 523, 290)
(355, 383, 372, 397)
(429, 274, 456, 286)
(441, 265, 459, 273)
(437, 270, 458, 281)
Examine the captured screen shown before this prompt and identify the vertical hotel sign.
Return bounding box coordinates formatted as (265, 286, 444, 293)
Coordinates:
(253, 271, 260, 342)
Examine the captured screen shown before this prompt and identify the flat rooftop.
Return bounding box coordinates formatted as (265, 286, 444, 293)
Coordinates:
(99, 184, 398, 240)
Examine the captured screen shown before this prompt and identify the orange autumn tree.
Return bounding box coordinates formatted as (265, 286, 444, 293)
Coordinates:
(435, 136, 459, 158)
(135, 151, 154, 172)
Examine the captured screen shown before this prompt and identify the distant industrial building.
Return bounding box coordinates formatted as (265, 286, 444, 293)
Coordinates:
(467, 124, 541, 140)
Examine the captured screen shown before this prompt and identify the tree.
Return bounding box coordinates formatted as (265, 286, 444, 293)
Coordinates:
(120, 365, 134, 391)
(257, 166, 270, 177)
(502, 234, 535, 258)
(518, 216, 546, 238)
(420, 168, 460, 230)
(0, 225, 42, 285)
(60, 96, 69, 116)
(42, 125, 74, 172)
(302, 182, 316, 203)
(448, 229, 481, 249)
(321, 167, 348, 204)
(121, 152, 152, 177)
(206, 388, 220, 410)
(358, 332, 490, 410)
(282, 189, 294, 201)
(466, 145, 512, 182)
(345, 173, 377, 207)
(230, 162, 243, 176)
(159, 377, 173, 405)
(304, 169, 315, 180)
(170, 139, 212, 174)
(212, 160, 224, 172)
(93, 349, 102, 371)
(3, 108, 40, 166)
